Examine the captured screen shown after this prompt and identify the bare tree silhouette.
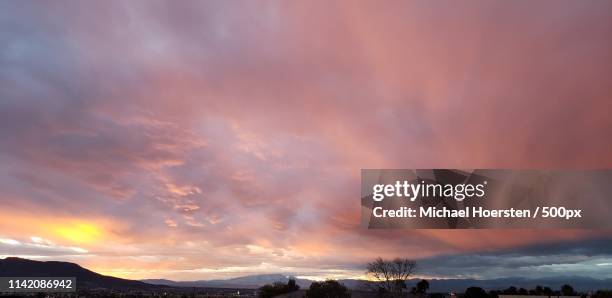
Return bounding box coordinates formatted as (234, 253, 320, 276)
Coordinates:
(366, 257, 416, 296)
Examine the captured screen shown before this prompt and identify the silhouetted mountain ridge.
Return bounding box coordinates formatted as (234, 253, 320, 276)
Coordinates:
(0, 257, 164, 290)
(142, 274, 305, 289)
(143, 275, 612, 292)
(2, 258, 609, 292)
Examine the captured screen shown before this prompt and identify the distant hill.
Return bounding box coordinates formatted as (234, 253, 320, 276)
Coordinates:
(143, 274, 612, 292)
(142, 274, 312, 289)
(0, 257, 164, 290)
(3, 258, 609, 293)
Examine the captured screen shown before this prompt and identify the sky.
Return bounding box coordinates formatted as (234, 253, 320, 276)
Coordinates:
(1, 0, 612, 281)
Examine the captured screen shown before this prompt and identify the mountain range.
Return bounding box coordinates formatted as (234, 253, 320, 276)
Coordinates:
(1, 258, 610, 292)
(142, 275, 612, 292)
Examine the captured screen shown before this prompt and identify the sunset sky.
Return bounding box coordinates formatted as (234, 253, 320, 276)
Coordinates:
(1, 1, 612, 281)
